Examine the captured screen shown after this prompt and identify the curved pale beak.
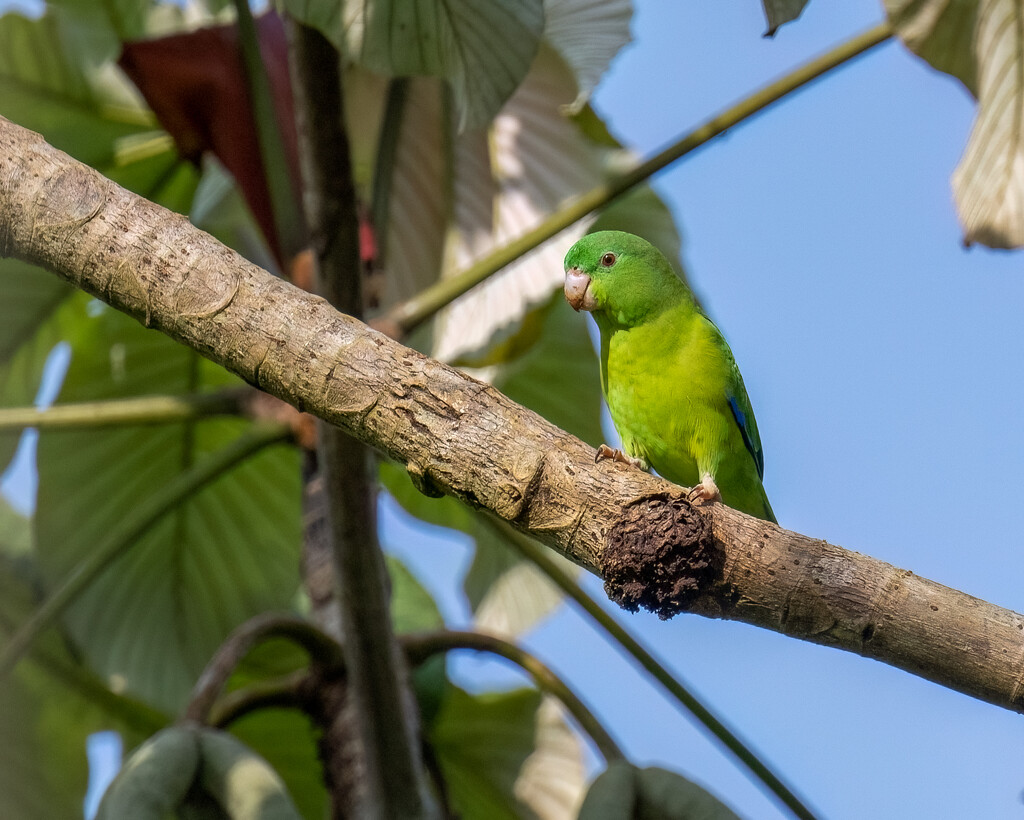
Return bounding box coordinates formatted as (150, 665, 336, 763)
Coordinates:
(564, 267, 596, 311)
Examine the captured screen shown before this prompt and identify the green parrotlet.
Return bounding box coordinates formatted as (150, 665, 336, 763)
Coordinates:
(564, 230, 776, 522)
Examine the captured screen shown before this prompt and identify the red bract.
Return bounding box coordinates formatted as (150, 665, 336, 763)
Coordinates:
(119, 12, 301, 268)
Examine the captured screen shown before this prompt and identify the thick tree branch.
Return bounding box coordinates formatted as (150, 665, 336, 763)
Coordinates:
(2, 116, 1023, 713)
(495, 518, 814, 820)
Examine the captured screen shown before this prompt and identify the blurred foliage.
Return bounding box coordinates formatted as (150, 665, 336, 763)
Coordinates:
(0, 0, 771, 816)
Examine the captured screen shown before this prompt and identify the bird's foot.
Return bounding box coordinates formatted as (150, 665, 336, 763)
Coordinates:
(595, 444, 645, 470)
(687, 473, 722, 507)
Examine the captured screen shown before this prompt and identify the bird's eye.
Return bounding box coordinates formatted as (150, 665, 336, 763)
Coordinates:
(600, 252, 616, 267)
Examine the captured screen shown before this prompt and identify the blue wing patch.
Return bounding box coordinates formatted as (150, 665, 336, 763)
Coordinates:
(728, 395, 764, 480)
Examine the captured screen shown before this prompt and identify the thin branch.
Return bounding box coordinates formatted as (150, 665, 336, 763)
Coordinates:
(0, 389, 248, 431)
(289, 17, 435, 819)
(377, 21, 893, 336)
(208, 669, 311, 728)
(403, 629, 624, 765)
(0, 424, 291, 679)
(186, 612, 343, 724)
(493, 520, 816, 820)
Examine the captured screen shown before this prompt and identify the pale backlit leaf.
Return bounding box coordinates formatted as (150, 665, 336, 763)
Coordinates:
(465, 525, 570, 639)
(372, 77, 451, 311)
(544, 0, 633, 111)
(434, 45, 610, 364)
(430, 687, 540, 820)
(430, 686, 583, 819)
(951, 0, 1024, 247)
(471, 560, 565, 638)
(292, 0, 545, 130)
(514, 697, 586, 819)
(887, 0, 1024, 248)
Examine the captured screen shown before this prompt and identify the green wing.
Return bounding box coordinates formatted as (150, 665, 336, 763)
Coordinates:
(726, 369, 764, 480)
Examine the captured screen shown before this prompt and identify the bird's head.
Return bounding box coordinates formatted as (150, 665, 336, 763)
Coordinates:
(563, 230, 684, 327)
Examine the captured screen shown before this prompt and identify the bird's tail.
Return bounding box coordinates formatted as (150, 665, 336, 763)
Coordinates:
(759, 487, 777, 524)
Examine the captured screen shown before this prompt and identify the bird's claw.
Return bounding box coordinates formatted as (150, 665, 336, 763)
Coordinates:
(595, 444, 645, 470)
(686, 474, 722, 507)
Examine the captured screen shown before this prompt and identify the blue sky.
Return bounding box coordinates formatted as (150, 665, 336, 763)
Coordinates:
(6, 2, 1024, 818)
(393, 3, 1024, 819)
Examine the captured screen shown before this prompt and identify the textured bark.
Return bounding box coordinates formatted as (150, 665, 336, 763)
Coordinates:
(3, 115, 1024, 712)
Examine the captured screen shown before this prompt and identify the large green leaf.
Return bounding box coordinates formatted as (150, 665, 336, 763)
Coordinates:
(0, 551, 162, 820)
(388, 554, 445, 634)
(290, 0, 545, 129)
(462, 524, 567, 638)
(761, 0, 811, 36)
(0, 263, 72, 366)
(34, 299, 301, 711)
(0, 495, 31, 557)
(230, 710, 327, 820)
(578, 762, 741, 820)
(0, 551, 82, 820)
(886, 0, 1024, 248)
(544, 0, 632, 111)
(430, 686, 583, 820)
(0, 648, 88, 819)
